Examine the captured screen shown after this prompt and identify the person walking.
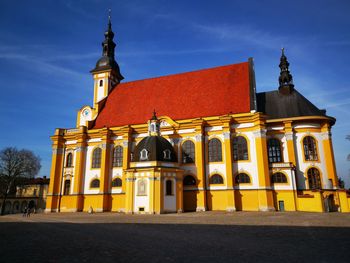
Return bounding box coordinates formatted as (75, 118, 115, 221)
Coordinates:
(23, 206, 27, 217)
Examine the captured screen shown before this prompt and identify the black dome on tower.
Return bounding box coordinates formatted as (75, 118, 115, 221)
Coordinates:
(90, 12, 124, 82)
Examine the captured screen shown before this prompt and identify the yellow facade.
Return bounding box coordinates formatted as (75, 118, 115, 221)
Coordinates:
(46, 20, 350, 214)
(46, 110, 350, 214)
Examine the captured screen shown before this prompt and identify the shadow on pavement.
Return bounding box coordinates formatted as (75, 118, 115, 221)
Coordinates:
(0, 223, 349, 263)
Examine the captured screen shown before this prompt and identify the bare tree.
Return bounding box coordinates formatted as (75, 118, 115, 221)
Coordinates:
(0, 147, 41, 215)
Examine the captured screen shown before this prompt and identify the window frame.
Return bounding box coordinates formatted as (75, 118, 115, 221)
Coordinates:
(209, 174, 224, 185)
(63, 179, 71, 195)
(267, 138, 283, 163)
(111, 177, 122, 188)
(66, 152, 73, 167)
(112, 146, 123, 167)
(165, 180, 173, 195)
(163, 149, 171, 160)
(140, 149, 148, 161)
(90, 179, 100, 189)
(307, 168, 322, 190)
(235, 173, 251, 184)
(182, 140, 195, 164)
(233, 136, 249, 161)
(208, 138, 222, 162)
(91, 147, 102, 168)
(303, 136, 318, 161)
(271, 172, 288, 184)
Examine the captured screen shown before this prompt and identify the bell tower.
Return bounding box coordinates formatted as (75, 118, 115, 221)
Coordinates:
(90, 10, 124, 105)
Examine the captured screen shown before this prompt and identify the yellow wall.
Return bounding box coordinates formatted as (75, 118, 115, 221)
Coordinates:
(297, 191, 324, 212)
(235, 190, 259, 211)
(83, 195, 104, 212)
(207, 190, 227, 211)
(111, 194, 125, 212)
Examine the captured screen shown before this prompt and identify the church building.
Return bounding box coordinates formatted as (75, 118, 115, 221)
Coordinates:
(46, 17, 350, 213)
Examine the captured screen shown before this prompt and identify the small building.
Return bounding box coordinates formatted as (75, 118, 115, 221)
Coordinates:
(46, 17, 350, 214)
(1, 177, 49, 214)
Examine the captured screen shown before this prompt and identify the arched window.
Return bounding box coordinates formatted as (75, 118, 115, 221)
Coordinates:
(92, 148, 102, 168)
(209, 174, 224, 184)
(66, 153, 73, 167)
(183, 175, 196, 186)
(90, 179, 100, 188)
(111, 177, 122, 187)
(140, 149, 148, 161)
(271, 172, 287, 183)
(163, 149, 171, 160)
(303, 136, 318, 161)
(63, 180, 71, 195)
(182, 140, 195, 163)
(308, 168, 321, 189)
(208, 138, 222, 162)
(166, 180, 173, 195)
(99, 79, 103, 87)
(235, 173, 251, 184)
(233, 136, 248, 161)
(112, 146, 123, 167)
(267, 138, 283, 163)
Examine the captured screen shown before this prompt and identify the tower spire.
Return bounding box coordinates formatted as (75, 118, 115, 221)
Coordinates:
(90, 9, 123, 82)
(108, 8, 112, 30)
(278, 48, 294, 94)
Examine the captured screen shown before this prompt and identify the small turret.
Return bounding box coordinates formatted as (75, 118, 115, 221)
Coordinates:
(148, 110, 161, 136)
(278, 48, 294, 95)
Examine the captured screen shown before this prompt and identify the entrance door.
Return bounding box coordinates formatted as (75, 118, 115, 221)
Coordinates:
(183, 190, 197, 212)
(278, 200, 285, 212)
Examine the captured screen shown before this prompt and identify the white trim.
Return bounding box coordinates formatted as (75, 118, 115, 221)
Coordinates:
(231, 123, 254, 129)
(178, 129, 195, 134)
(87, 138, 102, 143)
(205, 126, 223, 132)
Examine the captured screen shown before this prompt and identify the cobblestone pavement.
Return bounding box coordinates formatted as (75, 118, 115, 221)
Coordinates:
(1, 212, 350, 263)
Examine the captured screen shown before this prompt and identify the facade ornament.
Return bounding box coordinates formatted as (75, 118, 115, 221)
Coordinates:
(52, 148, 64, 155)
(321, 132, 331, 140)
(285, 132, 294, 141)
(195, 134, 202, 142)
(223, 132, 231, 139)
(253, 129, 267, 138)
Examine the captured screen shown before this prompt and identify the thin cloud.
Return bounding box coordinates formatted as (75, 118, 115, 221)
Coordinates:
(119, 47, 229, 58)
(192, 23, 288, 50)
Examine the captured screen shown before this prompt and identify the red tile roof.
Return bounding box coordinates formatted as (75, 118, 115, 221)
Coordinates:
(93, 62, 251, 128)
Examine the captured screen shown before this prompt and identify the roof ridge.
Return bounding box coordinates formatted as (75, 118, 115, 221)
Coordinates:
(118, 61, 248, 86)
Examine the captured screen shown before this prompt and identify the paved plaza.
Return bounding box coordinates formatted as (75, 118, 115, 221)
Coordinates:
(1, 211, 350, 262)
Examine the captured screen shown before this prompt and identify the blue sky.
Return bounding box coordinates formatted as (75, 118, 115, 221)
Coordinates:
(0, 0, 349, 186)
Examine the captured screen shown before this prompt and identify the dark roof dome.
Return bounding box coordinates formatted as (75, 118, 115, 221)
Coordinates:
(133, 136, 177, 162)
(93, 56, 121, 72)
